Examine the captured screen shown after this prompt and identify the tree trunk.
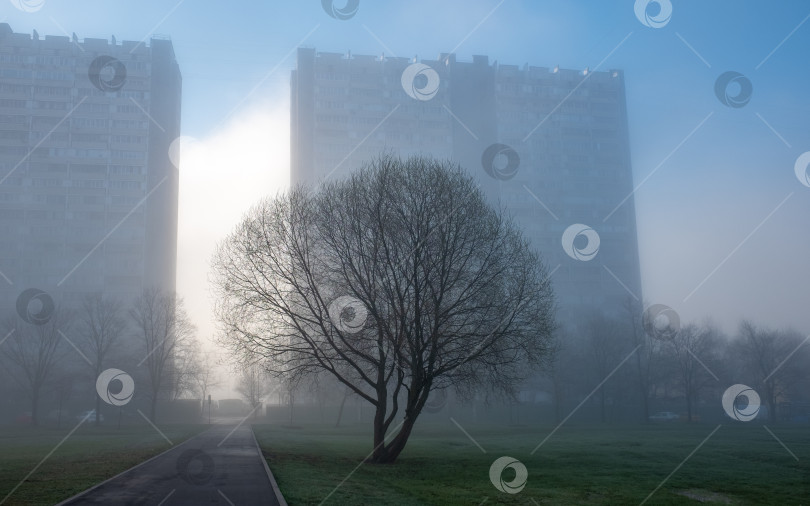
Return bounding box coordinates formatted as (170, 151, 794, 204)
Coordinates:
(599, 388, 606, 423)
(640, 387, 650, 423)
(335, 392, 348, 427)
(368, 385, 428, 464)
(368, 412, 418, 464)
(377, 416, 417, 463)
(686, 393, 693, 422)
(552, 373, 563, 424)
(762, 381, 777, 423)
(370, 396, 388, 462)
(95, 390, 102, 427)
(31, 388, 40, 426)
(150, 396, 158, 423)
(634, 350, 650, 423)
(318, 394, 325, 424)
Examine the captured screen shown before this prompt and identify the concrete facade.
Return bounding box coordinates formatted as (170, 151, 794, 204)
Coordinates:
(291, 47, 642, 323)
(0, 23, 181, 312)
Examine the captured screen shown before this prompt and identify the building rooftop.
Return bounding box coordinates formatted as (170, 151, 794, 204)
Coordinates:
(0, 23, 170, 52)
(301, 47, 621, 80)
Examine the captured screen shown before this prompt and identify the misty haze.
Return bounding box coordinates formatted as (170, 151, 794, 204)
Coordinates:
(0, 1, 809, 505)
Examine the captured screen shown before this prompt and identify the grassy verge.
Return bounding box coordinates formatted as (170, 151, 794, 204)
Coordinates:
(253, 421, 810, 505)
(0, 423, 208, 506)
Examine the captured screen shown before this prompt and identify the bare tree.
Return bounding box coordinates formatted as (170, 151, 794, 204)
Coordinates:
(281, 372, 304, 426)
(130, 288, 196, 422)
(334, 385, 355, 427)
(1, 308, 71, 426)
(666, 323, 722, 422)
(191, 351, 221, 416)
(213, 155, 555, 463)
(168, 335, 200, 401)
(623, 297, 657, 422)
(582, 312, 628, 423)
(735, 321, 809, 423)
(306, 371, 347, 425)
(77, 294, 127, 425)
(545, 333, 567, 424)
(236, 361, 271, 419)
(51, 368, 76, 428)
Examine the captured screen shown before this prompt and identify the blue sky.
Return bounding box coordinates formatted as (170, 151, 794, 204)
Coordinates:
(5, 0, 810, 339)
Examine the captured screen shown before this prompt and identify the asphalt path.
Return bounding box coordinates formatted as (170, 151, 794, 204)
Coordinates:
(57, 424, 284, 505)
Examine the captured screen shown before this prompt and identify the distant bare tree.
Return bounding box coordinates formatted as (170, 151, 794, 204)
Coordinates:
(168, 335, 200, 400)
(582, 312, 629, 423)
(1, 308, 71, 426)
(334, 385, 355, 427)
(545, 333, 567, 424)
(306, 372, 347, 425)
(77, 294, 127, 425)
(130, 288, 195, 422)
(280, 372, 304, 426)
(623, 297, 657, 422)
(191, 351, 221, 415)
(236, 361, 271, 419)
(666, 323, 722, 422)
(735, 321, 810, 423)
(213, 155, 555, 463)
(51, 368, 76, 428)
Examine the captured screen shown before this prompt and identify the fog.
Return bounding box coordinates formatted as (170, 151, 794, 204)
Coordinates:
(2, 3, 810, 505)
(6, 0, 799, 340)
(175, 98, 289, 395)
(2, 0, 808, 418)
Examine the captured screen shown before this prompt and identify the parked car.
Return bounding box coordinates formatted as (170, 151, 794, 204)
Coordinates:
(14, 412, 33, 425)
(649, 411, 680, 422)
(76, 409, 104, 423)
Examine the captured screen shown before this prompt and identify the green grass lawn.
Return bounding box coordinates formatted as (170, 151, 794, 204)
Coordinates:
(0, 423, 207, 506)
(254, 421, 810, 505)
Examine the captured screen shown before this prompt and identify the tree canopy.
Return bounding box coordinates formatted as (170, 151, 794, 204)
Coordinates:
(212, 155, 556, 462)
